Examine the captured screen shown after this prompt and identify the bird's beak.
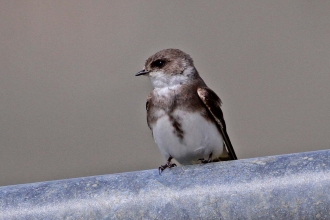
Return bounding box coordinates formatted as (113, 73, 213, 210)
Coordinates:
(135, 69, 150, 76)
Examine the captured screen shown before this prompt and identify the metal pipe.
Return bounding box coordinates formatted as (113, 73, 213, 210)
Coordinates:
(1, 150, 330, 219)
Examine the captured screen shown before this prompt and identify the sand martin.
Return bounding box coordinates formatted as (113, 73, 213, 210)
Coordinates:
(136, 49, 237, 173)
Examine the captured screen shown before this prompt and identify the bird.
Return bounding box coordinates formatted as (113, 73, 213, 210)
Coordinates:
(135, 49, 237, 174)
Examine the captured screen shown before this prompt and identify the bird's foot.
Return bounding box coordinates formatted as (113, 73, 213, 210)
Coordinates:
(198, 158, 212, 164)
(158, 162, 176, 174)
(198, 153, 213, 164)
(159, 156, 176, 174)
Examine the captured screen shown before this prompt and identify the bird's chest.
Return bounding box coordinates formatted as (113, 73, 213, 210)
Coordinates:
(153, 87, 180, 112)
(147, 87, 223, 164)
(151, 108, 222, 164)
(147, 85, 205, 127)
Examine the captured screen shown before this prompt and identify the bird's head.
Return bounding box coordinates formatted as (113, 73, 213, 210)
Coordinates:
(136, 49, 199, 89)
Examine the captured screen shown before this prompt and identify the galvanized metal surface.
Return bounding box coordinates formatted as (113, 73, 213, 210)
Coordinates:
(1, 150, 330, 219)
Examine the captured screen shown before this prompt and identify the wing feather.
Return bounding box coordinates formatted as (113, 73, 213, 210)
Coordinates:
(197, 87, 237, 160)
(146, 94, 152, 129)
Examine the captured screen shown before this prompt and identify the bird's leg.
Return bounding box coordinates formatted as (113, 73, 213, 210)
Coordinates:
(159, 156, 177, 174)
(198, 153, 213, 164)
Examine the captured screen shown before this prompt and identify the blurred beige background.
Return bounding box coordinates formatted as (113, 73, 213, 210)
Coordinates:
(1, 1, 330, 186)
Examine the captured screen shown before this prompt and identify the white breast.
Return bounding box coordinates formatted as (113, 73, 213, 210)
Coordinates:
(151, 109, 224, 165)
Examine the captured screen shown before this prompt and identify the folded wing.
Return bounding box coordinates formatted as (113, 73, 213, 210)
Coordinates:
(197, 87, 237, 160)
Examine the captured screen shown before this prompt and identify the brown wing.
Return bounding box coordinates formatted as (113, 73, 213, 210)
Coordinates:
(197, 87, 237, 160)
(146, 94, 152, 129)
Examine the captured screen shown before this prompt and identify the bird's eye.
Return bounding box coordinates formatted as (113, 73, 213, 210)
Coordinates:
(151, 59, 166, 68)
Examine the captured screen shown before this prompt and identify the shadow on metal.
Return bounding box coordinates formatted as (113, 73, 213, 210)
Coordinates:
(1, 150, 330, 219)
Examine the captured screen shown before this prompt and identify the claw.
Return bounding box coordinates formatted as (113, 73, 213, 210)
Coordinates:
(198, 158, 210, 164)
(198, 153, 213, 164)
(158, 156, 176, 174)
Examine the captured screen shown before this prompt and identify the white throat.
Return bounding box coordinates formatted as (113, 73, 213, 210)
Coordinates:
(149, 67, 194, 89)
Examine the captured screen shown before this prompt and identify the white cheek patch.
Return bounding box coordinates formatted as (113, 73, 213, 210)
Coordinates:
(169, 75, 189, 85)
(182, 66, 194, 77)
(149, 71, 165, 78)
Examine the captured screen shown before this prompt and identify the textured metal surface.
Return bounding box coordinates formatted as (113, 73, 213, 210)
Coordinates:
(1, 150, 330, 219)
